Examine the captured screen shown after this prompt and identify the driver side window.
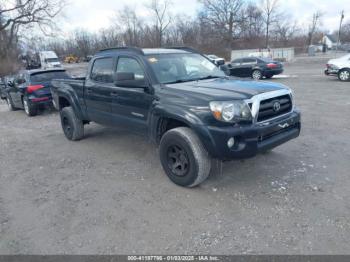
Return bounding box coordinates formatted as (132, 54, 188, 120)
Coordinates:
(116, 57, 145, 80)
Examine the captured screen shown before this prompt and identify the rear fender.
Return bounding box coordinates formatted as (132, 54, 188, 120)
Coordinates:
(56, 87, 86, 120)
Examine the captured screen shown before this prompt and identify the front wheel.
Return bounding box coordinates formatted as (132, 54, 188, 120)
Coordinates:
(60, 106, 84, 141)
(252, 70, 262, 80)
(6, 95, 17, 111)
(23, 97, 37, 116)
(338, 69, 350, 81)
(159, 127, 211, 187)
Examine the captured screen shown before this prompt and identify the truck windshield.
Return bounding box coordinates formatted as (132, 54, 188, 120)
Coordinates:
(45, 58, 59, 63)
(146, 53, 225, 84)
(30, 71, 69, 83)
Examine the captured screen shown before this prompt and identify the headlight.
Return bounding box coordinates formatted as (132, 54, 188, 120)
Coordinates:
(209, 101, 252, 123)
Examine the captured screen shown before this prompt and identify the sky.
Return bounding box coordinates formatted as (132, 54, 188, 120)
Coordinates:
(60, 0, 349, 35)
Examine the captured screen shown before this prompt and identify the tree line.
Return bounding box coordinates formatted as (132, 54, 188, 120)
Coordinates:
(1, 0, 349, 76)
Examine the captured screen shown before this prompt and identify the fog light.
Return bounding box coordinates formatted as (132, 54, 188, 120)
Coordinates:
(227, 137, 235, 148)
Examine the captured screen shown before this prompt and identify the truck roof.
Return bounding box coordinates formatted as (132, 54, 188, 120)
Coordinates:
(97, 47, 196, 56)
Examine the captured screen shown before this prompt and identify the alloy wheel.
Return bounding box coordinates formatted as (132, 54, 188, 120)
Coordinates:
(62, 116, 73, 138)
(252, 70, 262, 80)
(23, 99, 30, 115)
(339, 70, 350, 81)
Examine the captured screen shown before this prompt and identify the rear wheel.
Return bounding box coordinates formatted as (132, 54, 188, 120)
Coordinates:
(159, 127, 211, 187)
(60, 106, 84, 141)
(252, 70, 262, 80)
(23, 97, 37, 117)
(338, 69, 350, 81)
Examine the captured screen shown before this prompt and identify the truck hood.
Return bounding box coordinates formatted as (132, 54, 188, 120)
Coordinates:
(328, 57, 350, 67)
(163, 78, 289, 102)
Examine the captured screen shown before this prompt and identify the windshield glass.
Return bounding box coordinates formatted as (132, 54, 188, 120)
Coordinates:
(45, 58, 59, 63)
(30, 71, 69, 83)
(258, 57, 274, 63)
(146, 53, 225, 84)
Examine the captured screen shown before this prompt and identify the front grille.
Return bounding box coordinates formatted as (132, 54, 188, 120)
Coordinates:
(257, 95, 292, 122)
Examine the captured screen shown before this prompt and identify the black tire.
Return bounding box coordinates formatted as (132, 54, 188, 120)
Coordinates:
(338, 69, 350, 82)
(23, 97, 37, 117)
(252, 69, 262, 80)
(6, 95, 17, 111)
(60, 106, 84, 141)
(159, 127, 211, 187)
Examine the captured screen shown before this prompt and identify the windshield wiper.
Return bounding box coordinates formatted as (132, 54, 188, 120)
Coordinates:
(164, 76, 224, 84)
(164, 79, 198, 84)
(197, 75, 223, 80)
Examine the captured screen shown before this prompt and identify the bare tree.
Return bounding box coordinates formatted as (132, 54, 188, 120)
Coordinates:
(115, 5, 142, 46)
(307, 11, 323, 46)
(260, 0, 280, 48)
(74, 29, 93, 58)
(0, 0, 66, 47)
(274, 19, 300, 46)
(147, 0, 172, 47)
(241, 3, 264, 39)
(0, 0, 65, 75)
(198, 0, 243, 49)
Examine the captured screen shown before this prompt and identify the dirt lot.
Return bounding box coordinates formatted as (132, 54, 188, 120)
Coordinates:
(0, 55, 350, 255)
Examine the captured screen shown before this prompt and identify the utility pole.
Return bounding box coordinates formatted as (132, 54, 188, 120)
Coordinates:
(335, 10, 345, 57)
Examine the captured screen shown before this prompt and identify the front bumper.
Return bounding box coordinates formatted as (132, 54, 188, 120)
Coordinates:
(263, 68, 284, 75)
(27, 95, 53, 105)
(197, 110, 301, 160)
(325, 68, 339, 75)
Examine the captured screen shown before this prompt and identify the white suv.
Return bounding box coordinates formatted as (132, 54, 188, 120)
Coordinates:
(325, 54, 350, 81)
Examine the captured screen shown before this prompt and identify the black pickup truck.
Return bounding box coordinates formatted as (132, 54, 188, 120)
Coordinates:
(51, 47, 301, 187)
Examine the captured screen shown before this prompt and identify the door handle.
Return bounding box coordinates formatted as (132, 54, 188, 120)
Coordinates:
(110, 92, 118, 97)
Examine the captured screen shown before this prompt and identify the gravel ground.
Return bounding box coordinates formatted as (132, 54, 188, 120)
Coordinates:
(0, 55, 350, 255)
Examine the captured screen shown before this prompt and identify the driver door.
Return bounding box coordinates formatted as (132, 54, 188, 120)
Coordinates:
(111, 56, 153, 134)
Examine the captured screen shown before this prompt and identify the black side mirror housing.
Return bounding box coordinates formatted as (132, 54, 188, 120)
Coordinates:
(16, 79, 26, 85)
(7, 81, 14, 87)
(115, 72, 148, 89)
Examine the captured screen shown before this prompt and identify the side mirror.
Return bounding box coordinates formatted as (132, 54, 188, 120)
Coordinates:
(7, 81, 14, 87)
(115, 72, 147, 88)
(16, 79, 26, 85)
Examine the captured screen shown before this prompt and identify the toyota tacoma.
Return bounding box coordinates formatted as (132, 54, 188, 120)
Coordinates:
(51, 47, 301, 187)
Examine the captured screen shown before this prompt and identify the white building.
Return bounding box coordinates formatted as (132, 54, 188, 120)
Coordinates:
(322, 34, 340, 50)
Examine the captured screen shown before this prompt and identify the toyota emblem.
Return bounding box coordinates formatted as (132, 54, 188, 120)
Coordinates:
(273, 101, 281, 112)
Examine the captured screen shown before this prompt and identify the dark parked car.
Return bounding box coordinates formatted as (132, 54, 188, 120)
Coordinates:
(52, 47, 300, 187)
(3, 69, 70, 116)
(223, 57, 284, 80)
